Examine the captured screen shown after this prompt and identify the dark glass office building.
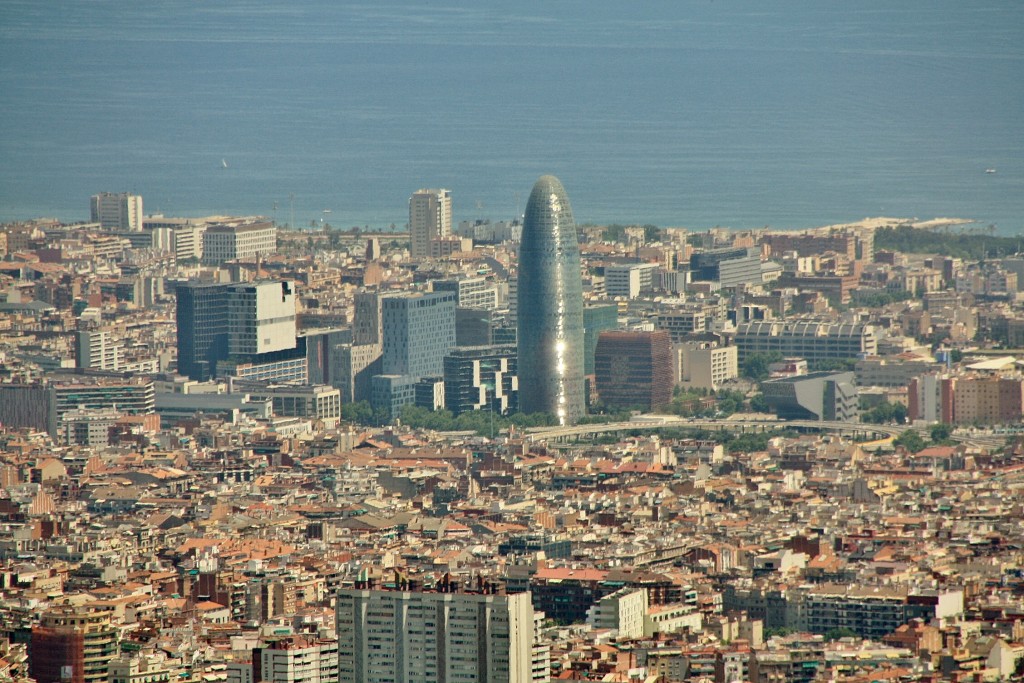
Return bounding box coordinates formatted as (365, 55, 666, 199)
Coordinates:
(516, 175, 585, 424)
(175, 281, 230, 380)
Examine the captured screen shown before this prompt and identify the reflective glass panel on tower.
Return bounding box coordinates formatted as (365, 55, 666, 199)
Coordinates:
(516, 175, 586, 425)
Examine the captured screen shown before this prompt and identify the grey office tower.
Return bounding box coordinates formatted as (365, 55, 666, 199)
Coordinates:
(516, 175, 586, 425)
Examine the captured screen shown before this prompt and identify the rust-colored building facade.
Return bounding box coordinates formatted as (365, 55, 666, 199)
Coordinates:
(594, 330, 674, 411)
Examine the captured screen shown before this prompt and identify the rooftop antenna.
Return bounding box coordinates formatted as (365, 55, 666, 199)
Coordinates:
(289, 193, 295, 230)
(514, 191, 521, 220)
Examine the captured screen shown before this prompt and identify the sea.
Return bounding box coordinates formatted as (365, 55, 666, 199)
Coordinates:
(1, 1, 1022, 234)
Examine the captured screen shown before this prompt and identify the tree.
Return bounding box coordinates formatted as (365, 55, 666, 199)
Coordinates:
(741, 352, 783, 382)
(341, 400, 374, 425)
(861, 401, 907, 425)
(809, 358, 856, 373)
(749, 393, 770, 413)
(929, 423, 954, 444)
(764, 627, 796, 638)
(894, 429, 926, 453)
(726, 433, 772, 454)
(850, 288, 913, 308)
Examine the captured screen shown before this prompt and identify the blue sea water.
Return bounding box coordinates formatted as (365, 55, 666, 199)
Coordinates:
(1, 1, 1022, 233)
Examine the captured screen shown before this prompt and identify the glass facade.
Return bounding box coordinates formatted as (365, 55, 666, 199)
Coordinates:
(175, 281, 230, 381)
(516, 175, 585, 425)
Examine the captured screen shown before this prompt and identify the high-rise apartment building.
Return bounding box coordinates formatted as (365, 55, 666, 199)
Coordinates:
(952, 375, 1024, 425)
(30, 604, 118, 683)
(409, 188, 452, 259)
(251, 637, 339, 683)
(381, 291, 457, 379)
(75, 329, 123, 371)
(908, 373, 955, 424)
(517, 175, 586, 425)
(353, 289, 383, 345)
(90, 192, 143, 231)
(336, 583, 535, 683)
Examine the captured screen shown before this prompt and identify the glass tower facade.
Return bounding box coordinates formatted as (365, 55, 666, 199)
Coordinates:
(175, 281, 230, 381)
(517, 175, 585, 424)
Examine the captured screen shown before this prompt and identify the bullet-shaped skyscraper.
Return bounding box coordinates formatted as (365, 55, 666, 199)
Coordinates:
(517, 175, 586, 424)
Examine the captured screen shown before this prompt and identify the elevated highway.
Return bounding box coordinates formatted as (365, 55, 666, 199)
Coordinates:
(438, 415, 998, 450)
(522, 415, 908, 442)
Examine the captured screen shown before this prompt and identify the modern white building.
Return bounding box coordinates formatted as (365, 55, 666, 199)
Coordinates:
(75, 329, 123, 371)
(227, 281, 297, 356)
(605, 263, 658, 299)
(433, 276, 499, 310)
(336, 585, 535, 683)
(144, 217, 206, 261)
(409, 188, 452, 259)
(242, 383, 341, 422)
(586, 587, 648, 639)
(644, 603, 703, 637)
(202, 222, 276, 265)
(91, 192, 143, 231)
(254, 637, 339, 683)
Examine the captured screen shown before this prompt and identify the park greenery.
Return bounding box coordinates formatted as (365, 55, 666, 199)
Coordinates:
(808, 358, 857, 373)
(892, 423, 956, 453)
(860, 400, 907, 425)
(658, 387, 748, 418)
(849, 288, 914, 308)
(740, 352, 783, 381)
(874, 224, 1019, 260)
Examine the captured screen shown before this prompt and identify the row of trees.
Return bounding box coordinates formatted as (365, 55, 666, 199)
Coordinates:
(343, 401, 650, 437)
